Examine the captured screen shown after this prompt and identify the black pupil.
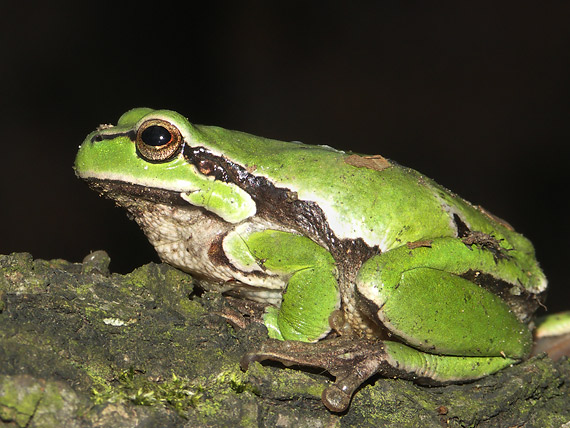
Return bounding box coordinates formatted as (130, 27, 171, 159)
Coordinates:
(141, 125, 171, 147)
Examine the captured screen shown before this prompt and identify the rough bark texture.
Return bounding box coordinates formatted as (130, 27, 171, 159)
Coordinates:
(0, 252, 568, 427)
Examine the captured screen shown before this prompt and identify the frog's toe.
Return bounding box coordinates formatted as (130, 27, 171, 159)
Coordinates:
(322, 384, 352, 413)
(240, 339, 300, 370)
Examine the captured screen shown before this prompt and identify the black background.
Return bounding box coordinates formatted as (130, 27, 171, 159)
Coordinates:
(2, 3, 569, 312)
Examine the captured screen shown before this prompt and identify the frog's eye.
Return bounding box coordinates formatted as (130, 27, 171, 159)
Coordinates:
(136, 119, 183, 162)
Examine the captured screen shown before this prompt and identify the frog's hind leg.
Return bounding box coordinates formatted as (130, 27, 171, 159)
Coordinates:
(355, 237, 533, 360)
(241, 336, 515, 412)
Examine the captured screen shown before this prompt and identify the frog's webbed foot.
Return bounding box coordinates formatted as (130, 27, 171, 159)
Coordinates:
(241, 337, 394, 412)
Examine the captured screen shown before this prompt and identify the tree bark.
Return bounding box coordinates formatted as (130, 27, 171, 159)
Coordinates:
(0, 252, 568, 427)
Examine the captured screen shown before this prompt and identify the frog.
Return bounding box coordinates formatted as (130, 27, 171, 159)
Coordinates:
(74, 108, 570, 412)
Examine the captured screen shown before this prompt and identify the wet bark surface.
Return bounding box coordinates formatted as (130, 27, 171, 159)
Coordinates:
(0, 251, 568, 427)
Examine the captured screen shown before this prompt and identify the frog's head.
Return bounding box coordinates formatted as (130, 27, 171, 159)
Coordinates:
(74, 108, 257, 223)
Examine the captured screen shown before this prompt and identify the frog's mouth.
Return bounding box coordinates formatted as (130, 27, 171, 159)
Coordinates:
(82, 177, 191, 208)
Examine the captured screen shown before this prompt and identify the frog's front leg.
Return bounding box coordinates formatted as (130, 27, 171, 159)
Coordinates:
(224, 228, 340, 342)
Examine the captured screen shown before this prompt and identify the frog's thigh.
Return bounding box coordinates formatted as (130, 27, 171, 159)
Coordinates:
(236, 229, 339, 342)
(358, 266, 531, 359)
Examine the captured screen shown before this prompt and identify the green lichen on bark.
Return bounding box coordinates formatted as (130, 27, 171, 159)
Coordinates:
(0, 252, 569, 427)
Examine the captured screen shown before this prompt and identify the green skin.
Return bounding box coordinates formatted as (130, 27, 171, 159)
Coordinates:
(75, 108, 567, 411)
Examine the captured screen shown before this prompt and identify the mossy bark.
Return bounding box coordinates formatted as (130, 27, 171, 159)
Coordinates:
(0, 252, 568, 427)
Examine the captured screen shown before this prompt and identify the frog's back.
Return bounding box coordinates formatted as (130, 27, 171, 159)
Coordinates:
(196, 124, 534, 256)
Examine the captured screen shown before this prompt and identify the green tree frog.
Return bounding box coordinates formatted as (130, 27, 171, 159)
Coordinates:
(75, 108, 569, 412)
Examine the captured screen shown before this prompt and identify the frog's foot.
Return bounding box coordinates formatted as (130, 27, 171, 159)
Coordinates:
(213, 296, 268, 329)
(241, 337, 397, 412)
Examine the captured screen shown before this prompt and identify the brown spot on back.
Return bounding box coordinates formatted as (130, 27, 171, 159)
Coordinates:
(406, 239, 433, 250)
(344, 154, 391, 171)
